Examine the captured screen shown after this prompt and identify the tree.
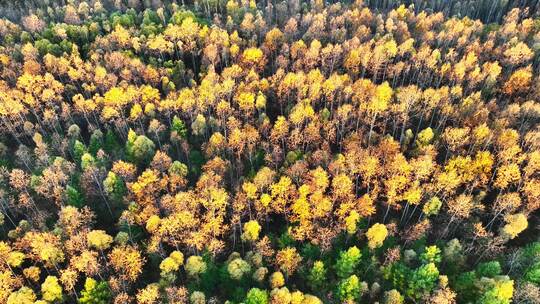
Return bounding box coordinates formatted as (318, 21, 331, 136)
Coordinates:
(227, 258, 251, 280)
(87, 230, 113, 251)
(270, 287, 291, 304)
(126, 129, 156, 165)
(190, 291, 205, 304)
(81, 153, 95, 170)
(337, 275, 361, 303)
(302, 294, 323, 304)
(367, 223, 388, 249)
(477, 276, 514, 304)
(502, 213, 528, 239)
(504, 42, 533, 65)
(503, 66, 532, 95)
(443, 239, 465, 272)
(66, 185, 84, 207)
(236, 92, 256, 114)
(242, 220, 261, 242)
(191, 114, 207, 137)
(423, 197, 442, 216)
(41, 276, 63, 303)
(430, 282, 457, 304)
(171, 115, 188, 139)
(0, 241, 25, 268)
(245, 288, 268, 304)
(103, 171, 126, 203)
(185, 256, 207, 278)
(73, 140, 87, 164)
(477, 261, 502, 278)
(276, 247, 302, 276)
(88, 130, 104, 156)
(7, 287, 36, 304)
(344, 210, 361, 235)
(307, 261, 326, 290)
(335, 246, 362, 278)
(270, 271, 285, 289)
(420, 246, 442, 264)
(78, 278, 111, 304)
(109, 245, 145, 282)
(23, 231, 65, 268)
(160, 251, 184, 275)
(241, 47, 266, 70)
(22, 14, 45, 32)
(524, 262, 540, 285)
(136, 283, 160, 304)
(406, 263, 439, 300)
(416, 128, 435, 148)
(367, 81, 392, 143)
(494, 164, 521, 190)
(384, 289, 404, 304)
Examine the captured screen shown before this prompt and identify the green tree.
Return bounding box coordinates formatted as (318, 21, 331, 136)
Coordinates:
(420, 245, 442, 264)
(335, 246, 362, 278)
(520, 242, 540, 284)
(307, 260, 326, 290)
(103, 171, 126, 203)
(169, 161, 188, 177)
(477, 261, 502, 278)
(126, 129, 156, 165)
(524, 262, 540, 284)
(104, 130, 121, 155)
(406, 263, 439, 300)
(73, 140, 87, 164)
(455, 271, 478, 302)
(78, 278, 111, 304)
(88, 130, 104, 155)
(171, 115, 188, 139)
(245, 288, 268, 304)
(443, 239, 465, 273)
(337, 275, 361, 303)
(66, 185, 84, 207)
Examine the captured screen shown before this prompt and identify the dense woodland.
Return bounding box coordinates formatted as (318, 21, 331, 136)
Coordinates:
(0, 0, 539, 303)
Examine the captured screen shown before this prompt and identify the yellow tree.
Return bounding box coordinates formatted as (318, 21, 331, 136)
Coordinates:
(366, 81, 392, 144)
(503, 66, 532, 95)
(41, 276, 63, 302)
(241, 47, 266, 71)
(108, 245, 145, 283)
(87, 230, 113, 251)
(502, 213, 528, 240)
(242, 220, 261, 242)
(276, 247, 302, 277)
(366, 223, 388, 249)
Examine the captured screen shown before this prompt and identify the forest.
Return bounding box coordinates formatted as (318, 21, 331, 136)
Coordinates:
(0, 0, 539, 303)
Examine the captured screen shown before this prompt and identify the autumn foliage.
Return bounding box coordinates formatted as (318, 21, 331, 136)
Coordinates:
(0, 0, 539, 303)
